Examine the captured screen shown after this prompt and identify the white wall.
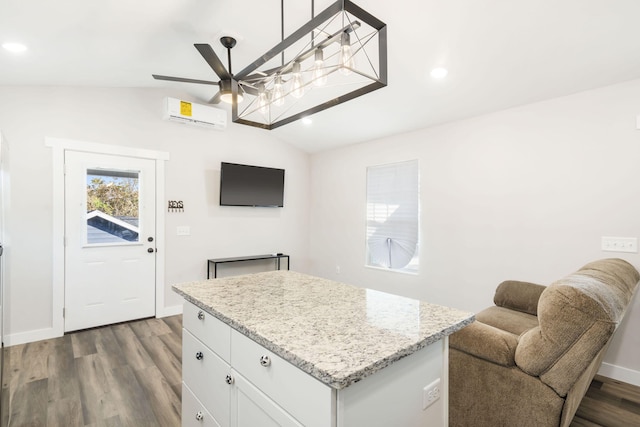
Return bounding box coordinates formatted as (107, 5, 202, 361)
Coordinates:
(0, 86, 311, 344)
(309, 78, 640, 385)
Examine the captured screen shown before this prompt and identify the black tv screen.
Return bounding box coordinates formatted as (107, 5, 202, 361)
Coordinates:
(219, 162, 285, 207)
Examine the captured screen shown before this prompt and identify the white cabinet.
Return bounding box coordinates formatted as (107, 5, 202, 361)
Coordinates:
(183, 329, 231, 426)
(182, 301, 330, 427)
(182, 300, 448, 427)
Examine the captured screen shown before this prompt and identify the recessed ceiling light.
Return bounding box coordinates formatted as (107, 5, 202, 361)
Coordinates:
(2, 42, 27, 53)
(430, 67, 448, 79)
(302, 117, 313, 125)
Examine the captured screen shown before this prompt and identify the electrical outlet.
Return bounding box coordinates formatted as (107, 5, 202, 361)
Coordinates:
(423, 378, 441, 410)
(601, 236, 637, 253)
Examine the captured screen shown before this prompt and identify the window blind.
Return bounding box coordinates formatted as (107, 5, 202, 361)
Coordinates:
(366, 160, 419, 272)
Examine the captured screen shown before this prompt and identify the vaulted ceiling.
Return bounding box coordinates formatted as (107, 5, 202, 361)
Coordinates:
(2, 0, 640, 152)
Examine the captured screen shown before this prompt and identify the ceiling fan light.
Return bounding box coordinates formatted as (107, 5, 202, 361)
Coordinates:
(219, 80, 244, 104)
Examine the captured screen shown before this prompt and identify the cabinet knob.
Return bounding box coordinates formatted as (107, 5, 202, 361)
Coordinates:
(260, 355, 271, 367)
(195, 351, 204, 361)
(195, 411, 204, 421)
(197, 310, 205, 320)
(225, 374, 234, 385)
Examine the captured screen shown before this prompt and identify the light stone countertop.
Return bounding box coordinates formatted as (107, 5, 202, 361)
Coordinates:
(172, 270, 474, 389)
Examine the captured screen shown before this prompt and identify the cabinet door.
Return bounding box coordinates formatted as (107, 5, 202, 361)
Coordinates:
(230, 370, 303, 427)
(183, 329, 231, 427)
(183, 383, 221, 427)
(231, 330, 333, 427)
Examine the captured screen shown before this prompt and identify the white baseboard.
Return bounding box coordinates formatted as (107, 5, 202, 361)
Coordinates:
(598, 362, 640, 387)
(157, 304, 183, 318)
(5, 327, 60, 347)
(6, 305, 183, 347)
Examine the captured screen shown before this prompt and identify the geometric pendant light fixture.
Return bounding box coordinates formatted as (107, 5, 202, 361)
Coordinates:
(152, 0, 387, 130)
(232, 0, 387, 129)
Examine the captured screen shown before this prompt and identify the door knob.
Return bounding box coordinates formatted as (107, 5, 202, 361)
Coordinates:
(148, 237, 154, 242)
(147, 248, 154, 253)
(195, 351, 204, 361)
(195, 411, 204, 421)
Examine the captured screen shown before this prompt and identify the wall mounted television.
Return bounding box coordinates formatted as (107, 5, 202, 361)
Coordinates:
(219, 162, 285, 207)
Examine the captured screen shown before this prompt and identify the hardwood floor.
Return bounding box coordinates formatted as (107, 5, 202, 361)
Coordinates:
(4, 316, 182, 427)
(571, 375, 640, 427)
(3, 315, 640, 426)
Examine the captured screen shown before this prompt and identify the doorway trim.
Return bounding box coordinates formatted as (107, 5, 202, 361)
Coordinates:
(47, 137, 170, 339)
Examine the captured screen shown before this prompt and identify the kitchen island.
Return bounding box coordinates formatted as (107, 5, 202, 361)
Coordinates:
(173, 270, 474, 427)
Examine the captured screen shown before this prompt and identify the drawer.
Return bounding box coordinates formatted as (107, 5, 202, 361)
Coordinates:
(182, 382, 221, 427)
(183, 329, 231, 427)
(183, 301, 231, 362)
(230, 330, 334, 427)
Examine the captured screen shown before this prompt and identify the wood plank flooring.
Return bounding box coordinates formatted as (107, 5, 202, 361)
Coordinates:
(4, 315, 182, 427)
(571, 375, 640, 427)
(3, 315, 640, 426)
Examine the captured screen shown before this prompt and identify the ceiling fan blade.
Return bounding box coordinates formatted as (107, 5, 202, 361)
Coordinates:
(152, 74, 218, 85)
(194, 44, 231, 80)
(209, 92, 222, 104)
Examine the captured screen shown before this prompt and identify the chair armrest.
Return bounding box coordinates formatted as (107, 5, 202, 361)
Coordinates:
(449, 321, 519, 367)
(494, 280, 546, 315)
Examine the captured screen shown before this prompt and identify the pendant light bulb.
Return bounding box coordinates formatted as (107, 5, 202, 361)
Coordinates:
(312, 48, 327, 87)
(258, 84, 269, 115)
(339, 32, 355, 76)
(291, 62, 305, 99)
(273, 76, 285, 106)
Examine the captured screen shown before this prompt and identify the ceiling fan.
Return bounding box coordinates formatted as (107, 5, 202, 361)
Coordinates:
(152, 36, 256, 104)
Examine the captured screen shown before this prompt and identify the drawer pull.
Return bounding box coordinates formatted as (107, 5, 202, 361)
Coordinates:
(197, 310, 205, 320)
(195, 351, 204, 361)
(225, 374, 234, 385)
(260, 355, 271, 367)
(195, 411, 204, 421)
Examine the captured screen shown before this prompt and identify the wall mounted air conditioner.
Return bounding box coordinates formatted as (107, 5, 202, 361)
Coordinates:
(163, 97, 227, 130)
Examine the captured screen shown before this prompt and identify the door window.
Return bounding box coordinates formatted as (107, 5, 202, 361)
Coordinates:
(86, 168, 140, 245)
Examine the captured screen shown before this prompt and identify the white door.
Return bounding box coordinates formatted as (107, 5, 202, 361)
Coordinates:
(64, 151, 156, 332)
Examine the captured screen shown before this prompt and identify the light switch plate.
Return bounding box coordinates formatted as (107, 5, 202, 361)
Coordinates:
(601, 236, 637, 253)
(177, 226, 191, 236)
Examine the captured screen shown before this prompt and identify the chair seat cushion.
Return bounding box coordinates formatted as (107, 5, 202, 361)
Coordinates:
(476, 306, 539, 336)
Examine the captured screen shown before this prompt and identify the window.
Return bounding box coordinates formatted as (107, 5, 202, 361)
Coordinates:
(86, 169, 140, 245)
(366, 160, 419, 273)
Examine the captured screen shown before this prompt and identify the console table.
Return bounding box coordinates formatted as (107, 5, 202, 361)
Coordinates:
(207, 254, 290, 279)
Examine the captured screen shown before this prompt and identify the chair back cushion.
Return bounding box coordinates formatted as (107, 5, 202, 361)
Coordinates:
(515, 258, 639, 396)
